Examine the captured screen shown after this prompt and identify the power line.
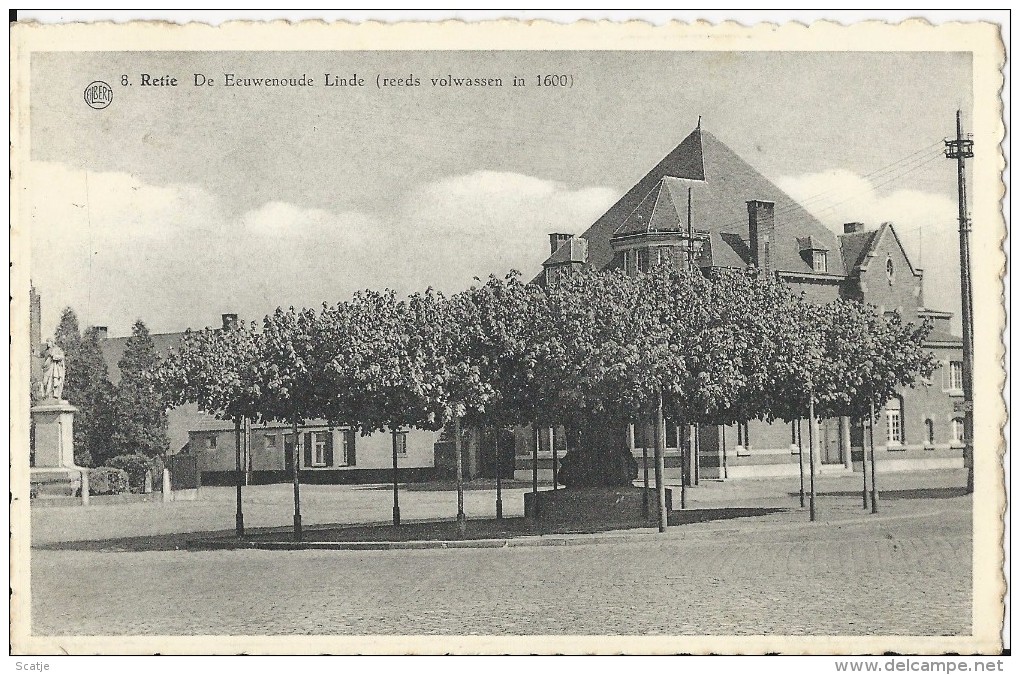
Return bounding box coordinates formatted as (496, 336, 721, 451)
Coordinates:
(710, 145, 946, 233)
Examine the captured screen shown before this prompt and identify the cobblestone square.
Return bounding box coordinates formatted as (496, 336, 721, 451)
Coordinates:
(28, 470, 972, 636)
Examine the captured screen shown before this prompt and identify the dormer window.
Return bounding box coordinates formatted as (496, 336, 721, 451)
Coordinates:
(798, 236, 830, 273)
(812, 251, 828, 273)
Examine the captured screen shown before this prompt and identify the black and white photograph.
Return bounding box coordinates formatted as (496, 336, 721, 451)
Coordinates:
(9, 15, 1007, 658)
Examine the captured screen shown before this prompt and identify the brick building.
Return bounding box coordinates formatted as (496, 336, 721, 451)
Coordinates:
(94, 314, 443, 484)
(513, 123, 965, 481)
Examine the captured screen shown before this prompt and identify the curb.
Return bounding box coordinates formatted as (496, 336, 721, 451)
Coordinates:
(185, 504, 958, 553)
(188, 529, 665, 552)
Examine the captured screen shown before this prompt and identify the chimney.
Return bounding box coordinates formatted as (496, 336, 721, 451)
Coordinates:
(843, 222, 865, 234)
(746, 200, 775, 270)
(548, 233, 573, 256)
(221, 313, 238, 330)
(93, 326, 109, 340)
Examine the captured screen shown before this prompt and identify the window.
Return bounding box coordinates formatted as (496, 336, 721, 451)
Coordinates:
(951, 418, 965, 445)
(264, 434, 276, 449)
(925, 419, 935, 445)
(624, 250, 636, 276)
(394, 431, 408, 455)
(637, 248, 650, 273)
(886, 409, 903, 445)
(339, 430, 356, 466)
(310, 431, 329, 467)
(812, 250, 827, 273)
(206, 435, 217, 449)
(948, 361, 964, 390)
(886, 257, 895, 285)
(544, 267, 558, 287)
(736, 421, 751, 446)
(735, 421, 751, 456)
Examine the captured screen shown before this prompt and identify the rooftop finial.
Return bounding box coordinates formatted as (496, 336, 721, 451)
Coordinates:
(697, 115, 702, 129)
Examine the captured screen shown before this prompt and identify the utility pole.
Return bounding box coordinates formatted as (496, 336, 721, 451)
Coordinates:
(687, 187, 695, 269)
(944, 109, 975, 495)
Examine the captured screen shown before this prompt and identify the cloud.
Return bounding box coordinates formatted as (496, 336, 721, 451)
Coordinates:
(25, 162, 617, 338)
(777, 170, 962, 329)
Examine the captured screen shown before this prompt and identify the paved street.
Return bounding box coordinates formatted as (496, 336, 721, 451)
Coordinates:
(28, 470, 972, 636)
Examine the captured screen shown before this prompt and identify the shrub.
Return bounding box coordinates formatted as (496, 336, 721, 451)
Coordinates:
(106, 454, 156, 493)
(84, 467, 129, 496)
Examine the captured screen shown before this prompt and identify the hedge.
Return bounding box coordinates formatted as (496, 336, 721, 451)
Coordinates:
(106, 454, 157, 493)
(83, 467, 130, 496)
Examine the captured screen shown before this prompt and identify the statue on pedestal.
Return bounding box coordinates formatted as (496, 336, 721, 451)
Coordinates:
(39, 340, 66, 401)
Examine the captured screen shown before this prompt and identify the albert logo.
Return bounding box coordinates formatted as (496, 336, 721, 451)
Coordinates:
(83, 81, 113, 109)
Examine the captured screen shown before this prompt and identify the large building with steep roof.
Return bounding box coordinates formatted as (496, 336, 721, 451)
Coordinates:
(522, 123, 965, 480)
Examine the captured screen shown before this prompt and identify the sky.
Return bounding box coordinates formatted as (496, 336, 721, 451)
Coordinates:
(26, 50, 972, 337)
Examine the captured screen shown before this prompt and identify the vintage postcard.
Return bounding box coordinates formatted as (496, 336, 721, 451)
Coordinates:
(9, 18, 1007, 656)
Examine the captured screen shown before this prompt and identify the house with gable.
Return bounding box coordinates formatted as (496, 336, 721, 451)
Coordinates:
(515, 122, 965, 480)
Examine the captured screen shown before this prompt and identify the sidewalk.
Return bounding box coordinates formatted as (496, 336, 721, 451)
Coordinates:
(28, 468, 969, 554)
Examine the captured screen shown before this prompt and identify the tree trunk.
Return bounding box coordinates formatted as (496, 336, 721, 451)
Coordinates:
(869, 400, 879, 514)
(808, 398, 817, 522)
(557, 416, 637, 488)
(234, 417, 244, 538)
(391, 427, 401, 526)
(291, 412, 302, 542)
(654, 394, 667, 532)
(494, 427, 503, 520)
(454, 416, 465, 536)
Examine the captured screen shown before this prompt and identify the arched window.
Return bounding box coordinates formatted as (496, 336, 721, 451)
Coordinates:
(886, 257, 895, 285)
(925, 419, 935, 445)
(951, 418, 966, 445)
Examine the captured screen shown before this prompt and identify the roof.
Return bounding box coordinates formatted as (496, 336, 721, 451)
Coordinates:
(924, 328, 963, 345)
(796, 235, 829, 252)
(838, 230, 880, 275)
(99, 331, 187, 383)
(579, 125, 846, 277)
(614, 178, 688, 236)
(839, 222, 921, 279)
(542, 237, 588, 266)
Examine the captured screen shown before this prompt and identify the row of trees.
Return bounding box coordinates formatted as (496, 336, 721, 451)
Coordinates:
(44, 309, 169, 468)
(159, 264, 935, 537)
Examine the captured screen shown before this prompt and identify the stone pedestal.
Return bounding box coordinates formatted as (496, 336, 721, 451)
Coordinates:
(31, 399, 86, 498)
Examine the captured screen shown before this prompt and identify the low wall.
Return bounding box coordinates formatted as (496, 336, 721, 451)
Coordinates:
(200, 466, 445, 486)
(524, 486, 672, 524)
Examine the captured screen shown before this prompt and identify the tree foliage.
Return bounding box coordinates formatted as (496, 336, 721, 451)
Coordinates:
(152, 261, 937, 489)
(52, 308, 117, 466)
(111, 320, 170, 458)
(161, 320, 264, 424)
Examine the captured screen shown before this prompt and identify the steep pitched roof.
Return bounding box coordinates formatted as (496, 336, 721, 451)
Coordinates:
(99, 331, 187, 383)
(838, 230, 880, 276)
(580, 125, 846, 277)
(614, 178, 687, 236)
(838, 222, 921, 279)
